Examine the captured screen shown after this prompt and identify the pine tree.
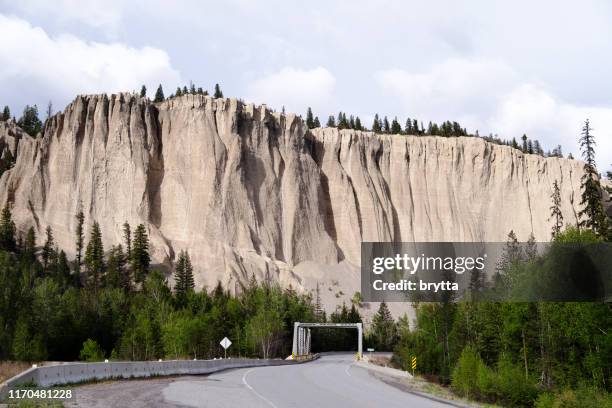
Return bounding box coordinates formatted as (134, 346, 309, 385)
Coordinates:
(512, 137, 519, 149)
(175, 87, 183, 97)
(174, 250, 185, 296)
(56, 250, 70, 284)
(440, 121, 449, 137)
(41, 226, 55, 273)
(496, 230, 521, 275)
(140, 85, 147, 98)
(468, 265, 484, 293)
(527, 140, 534, 154)
(183, 252, 194, 291)
(431, 123, 440, 135)
(578, 119, 608, 236)
(214, 83, 223, 98)
(1, 106, 9, 121)
(372, 114, 381, 132)
(17, 105, 42, 137)
(533, 140, 543, 155)
(326, 115, 336, 127)
(182, 86, 188, 95)
(521, 134, 528, 152)
(413, 119, 419, 134)
(525, 232, 537, 259)
(549, 180, 564, 238)
(74, 210, 84, 284)
(154, 85, 165, 102)
(106, 245, 127, 290)
(551, 145, 563, 158)
(24, 227, 36, 262)
(123, 222, 131, 260)
(383, 116, 390, 133)
(427, 121, 434, 135)
(371, 301, 396, 350)
(348, 304, 361, 323)
(391, 117, 402, 134)
(45, 101, 53, 120)
(349, 115, 355, 129)
(306, 107, 315, 129)
(452, 121, 463, 136)
(405, 118, 412, 134)
(84, 222, 104, 293)
(313, 116, 321, 128)
(174, 250, 194, 298)
(131, 224, 150, 284)
(0, 204, 16, 251)
(355, 117, 362, 130)
(189, 82, 196, 94)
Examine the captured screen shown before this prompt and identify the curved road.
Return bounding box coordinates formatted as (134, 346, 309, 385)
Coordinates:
(74, 354, 453, 407)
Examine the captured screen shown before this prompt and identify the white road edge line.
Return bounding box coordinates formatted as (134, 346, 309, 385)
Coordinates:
(345, 362, 354, 377)
(242, 368, 279, 408)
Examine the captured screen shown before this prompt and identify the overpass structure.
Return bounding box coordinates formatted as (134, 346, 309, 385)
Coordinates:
(292, 322, 363, 358)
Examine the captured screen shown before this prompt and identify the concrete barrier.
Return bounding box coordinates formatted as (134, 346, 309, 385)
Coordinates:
(0, 355, 318, 398)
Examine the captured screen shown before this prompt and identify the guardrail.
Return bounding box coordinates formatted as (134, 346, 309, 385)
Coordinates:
(0, 355, 318, 398)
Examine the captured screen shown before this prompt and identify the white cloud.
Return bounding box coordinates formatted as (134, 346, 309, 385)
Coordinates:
(1, 2, 612, 172)
(3, 0, 124, 31)
(491, 84, 612, 169)
(376, 58, 612, 171)
(376, 58, 518, 128)
(246, 67, 336, 116)
(0, 14, 181, 111)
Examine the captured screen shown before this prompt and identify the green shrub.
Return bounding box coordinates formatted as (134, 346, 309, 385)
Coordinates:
(475, 360, 495, 400)
(453, 348, 539, 406)
(534, 387, 612, 408)
(451, 346, 485, 399)
(492, 355, 538, 406)
(535, 392, 555, 408)
(79, 339, 104, 362)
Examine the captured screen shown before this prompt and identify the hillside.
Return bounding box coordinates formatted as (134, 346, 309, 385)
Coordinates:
(0, 93, 586, 300)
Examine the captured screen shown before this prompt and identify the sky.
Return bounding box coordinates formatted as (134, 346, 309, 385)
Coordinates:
(1, 0, 611, 171)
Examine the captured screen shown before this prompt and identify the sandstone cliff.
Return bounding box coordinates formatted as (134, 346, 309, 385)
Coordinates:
(0, 93, 586, 294)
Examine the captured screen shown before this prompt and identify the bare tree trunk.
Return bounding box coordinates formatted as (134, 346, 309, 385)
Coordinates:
(522, 328, 528, 379)
(537, 303, 548, 388)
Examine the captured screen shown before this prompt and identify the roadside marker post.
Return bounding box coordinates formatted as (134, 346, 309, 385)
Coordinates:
(411, 356, 417, 376)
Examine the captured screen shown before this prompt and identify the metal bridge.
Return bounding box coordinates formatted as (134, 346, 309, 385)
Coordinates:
(291, 322, 363, 359)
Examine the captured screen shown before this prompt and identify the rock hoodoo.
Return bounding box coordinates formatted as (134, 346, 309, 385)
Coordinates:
(0, 93, 585, 292)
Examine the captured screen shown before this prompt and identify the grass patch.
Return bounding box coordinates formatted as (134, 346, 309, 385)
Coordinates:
(0, 361, 33, 383)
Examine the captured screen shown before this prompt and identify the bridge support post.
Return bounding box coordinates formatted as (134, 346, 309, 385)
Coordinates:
(298, 327, 304, 356)
(357, 323, 363, 358)
(292, 322, 299, 357)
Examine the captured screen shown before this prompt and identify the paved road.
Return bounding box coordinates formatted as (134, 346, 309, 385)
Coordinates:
(74, 354, 454, 408)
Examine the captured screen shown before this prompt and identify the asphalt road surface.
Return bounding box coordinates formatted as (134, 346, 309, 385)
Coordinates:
(74, 354, 454, 408)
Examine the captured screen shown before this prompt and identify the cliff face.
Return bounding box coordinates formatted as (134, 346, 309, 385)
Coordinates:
(0, 93, 585, 291)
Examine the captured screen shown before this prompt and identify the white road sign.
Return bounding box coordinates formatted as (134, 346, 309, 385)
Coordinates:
(220, 337, 232, 349)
